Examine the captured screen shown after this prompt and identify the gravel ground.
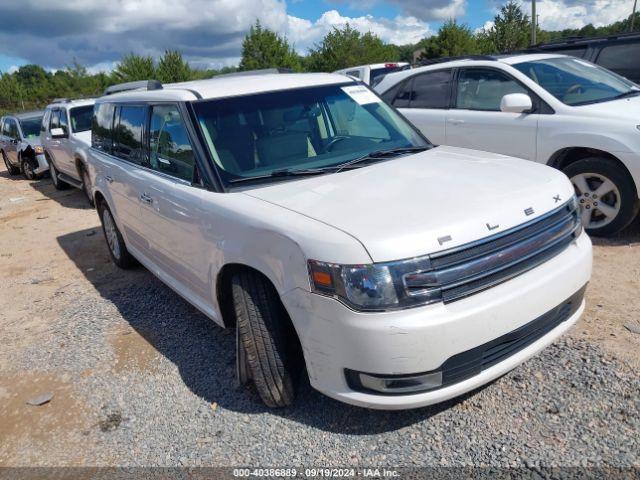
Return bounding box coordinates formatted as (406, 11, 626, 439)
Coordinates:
(4, 275, 640, 467)
(1, 170, 639, 469)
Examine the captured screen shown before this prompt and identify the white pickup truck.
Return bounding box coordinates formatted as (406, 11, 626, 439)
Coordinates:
(86, 73, 592, 409)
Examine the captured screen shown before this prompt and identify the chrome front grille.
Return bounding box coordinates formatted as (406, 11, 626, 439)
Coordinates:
(404, 199, 582, 304)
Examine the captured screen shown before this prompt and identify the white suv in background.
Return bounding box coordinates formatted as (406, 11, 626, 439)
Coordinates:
(41, 98, 96, 204)
(375, 54, 640, 236)
(86, 74, 591, 409)
(335, 62, 410, 86)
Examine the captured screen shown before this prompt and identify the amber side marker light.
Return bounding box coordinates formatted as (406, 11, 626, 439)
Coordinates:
(308, 260, 335, 292)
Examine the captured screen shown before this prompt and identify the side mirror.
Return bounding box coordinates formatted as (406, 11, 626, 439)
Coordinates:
(50, 127, 67, 138)
(500, 93, 532, 114)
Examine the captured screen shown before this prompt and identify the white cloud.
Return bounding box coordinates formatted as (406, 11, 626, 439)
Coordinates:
(474, 20, 494, 35)
(328, 0, 466, 21)
(286, 10, 431, 51)
(7, 65, 20, 74)
(522, 0, 633, 30)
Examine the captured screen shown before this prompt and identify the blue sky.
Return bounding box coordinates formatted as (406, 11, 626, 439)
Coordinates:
(0, 0, 632, 73)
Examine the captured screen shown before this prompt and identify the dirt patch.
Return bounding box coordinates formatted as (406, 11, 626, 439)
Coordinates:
(108, 328, 160, 373)
(0, 372, 94, 465)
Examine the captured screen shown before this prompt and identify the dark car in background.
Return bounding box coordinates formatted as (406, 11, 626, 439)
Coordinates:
(0, 111, 47, 179)
(527, 32, 640, 84)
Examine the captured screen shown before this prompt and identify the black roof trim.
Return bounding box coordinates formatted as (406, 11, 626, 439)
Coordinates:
(418, 55, 498, 66)
(104, 80, 163, 96)
(213, 68, 293, 78)
(530, 31, 640, 49)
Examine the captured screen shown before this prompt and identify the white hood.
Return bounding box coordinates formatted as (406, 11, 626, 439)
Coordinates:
(243, 146, 575, 262)
(573, 94, 640, 121)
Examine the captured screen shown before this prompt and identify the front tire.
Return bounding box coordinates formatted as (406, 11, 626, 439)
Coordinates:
(98, 201, 136, 269)
(232, 270, 298, 408)
(21, 155, 37, 180)
(80, 165, 95, 207)
(2, 150, 20, 176)
(564, 157, 639, 236)
(48, 155, 69, 190)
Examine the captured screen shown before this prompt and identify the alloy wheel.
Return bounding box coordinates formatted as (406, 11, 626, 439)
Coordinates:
(571, 172, 621, 230)
(102, 209, 121, 260)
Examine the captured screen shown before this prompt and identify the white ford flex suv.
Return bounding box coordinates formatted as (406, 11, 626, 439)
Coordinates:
(41, 98, 96, 204)
(375, 54, 640, 237)
(86, 74, 592, 409)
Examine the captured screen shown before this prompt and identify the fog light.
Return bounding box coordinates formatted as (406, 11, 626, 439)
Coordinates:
(346, 369, 443, 395)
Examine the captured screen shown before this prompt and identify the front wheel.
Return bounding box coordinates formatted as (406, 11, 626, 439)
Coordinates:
(80, 165, 95, 207)
(21, 155, 37, 180)
(48, 156, 69, 190)
(565, 157, 639, 236)
(98, 202, 136, 269)
(232, 270, 298, 408)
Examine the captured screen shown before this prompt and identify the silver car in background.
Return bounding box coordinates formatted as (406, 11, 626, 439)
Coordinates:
(0, 111, 47, 179)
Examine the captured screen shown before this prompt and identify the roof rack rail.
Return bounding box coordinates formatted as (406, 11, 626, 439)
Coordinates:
(531, 31, 640, 48)
(214, 68, 293, 79)
(103, 80, 163, 96)
(418, 54, 497, 66)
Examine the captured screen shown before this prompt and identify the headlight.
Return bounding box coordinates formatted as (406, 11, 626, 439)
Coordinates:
(308, 256, 441, 312)
(33, 145, 44, 154)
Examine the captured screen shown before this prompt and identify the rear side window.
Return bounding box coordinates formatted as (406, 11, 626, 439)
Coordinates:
(70, 106, 93, 133)
(113, 105, 147, 165)
(149, 105, 195, 182)
(346, 70, 361, 78)
(455, 68, 528, 111)
(92, 103, 115, 153)
(409, 69, 452, 109)
(596, 43, 640, 83)
(6, 118, 19, 139)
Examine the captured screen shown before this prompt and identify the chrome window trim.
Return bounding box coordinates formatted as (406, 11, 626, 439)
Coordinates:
(89, 147, 192, 186)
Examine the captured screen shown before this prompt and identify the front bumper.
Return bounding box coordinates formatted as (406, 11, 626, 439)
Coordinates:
(281, 232, 592, 410)
(34, 153, 49, 174)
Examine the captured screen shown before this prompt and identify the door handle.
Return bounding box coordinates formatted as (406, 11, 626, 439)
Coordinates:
(139, 193, 153, 205)
(104, 175, 114, 183)
(448, 119, 465, 125)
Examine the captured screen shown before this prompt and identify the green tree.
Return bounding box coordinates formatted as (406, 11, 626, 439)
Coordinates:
(112, 53, 156, 82)
(157, 50, 192, 83)
(306, 24, 397, 72)
(479, 1, 530, 53)
(418, 20, 478, 60)
(239, 20, 301, 71)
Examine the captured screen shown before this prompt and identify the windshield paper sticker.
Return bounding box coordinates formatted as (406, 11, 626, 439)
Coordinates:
(341, 85, 381, 105)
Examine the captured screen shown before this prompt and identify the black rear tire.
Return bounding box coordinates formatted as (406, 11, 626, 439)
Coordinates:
(97, 201, 137, 269)
(2, 151, 20, 176)
(232, 270, 298, 408)
(564, 157, 639, 237)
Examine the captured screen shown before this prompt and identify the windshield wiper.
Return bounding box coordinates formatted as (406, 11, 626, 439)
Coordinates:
(228, 168, 330, 184)
(334, 146, 429, 173)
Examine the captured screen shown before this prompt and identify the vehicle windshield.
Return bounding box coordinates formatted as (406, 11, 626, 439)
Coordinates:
(193, 83, 428, 186)
(512, 56, 639, 106)
(19, 116, 43, 138)
(70, 105, 93, 133)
